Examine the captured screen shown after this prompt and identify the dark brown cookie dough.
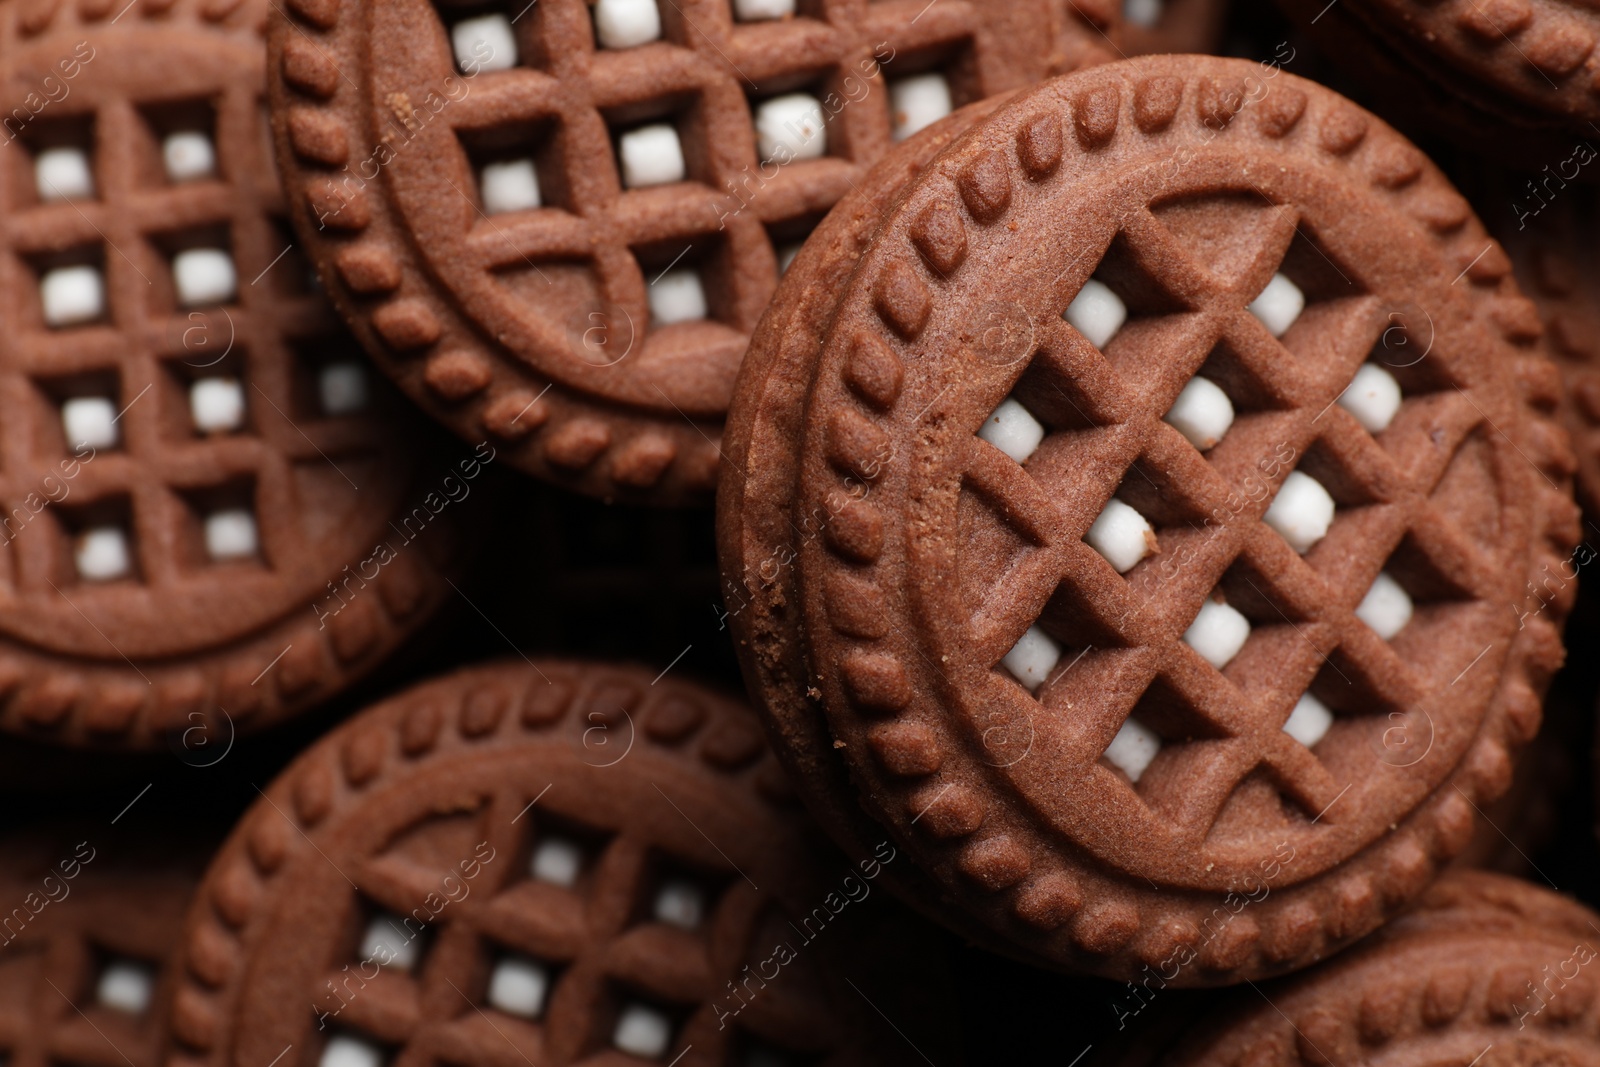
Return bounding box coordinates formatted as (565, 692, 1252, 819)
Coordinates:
(1272, 0, 1600, 154)
(264, 0, 1116, 505)
(719, 54, 1580, 984)
(1121, 871, 1600, 1065)
(163, 660, 958, 1066)
(0, 825, 211, 1067)
(0, 0, 465, 747)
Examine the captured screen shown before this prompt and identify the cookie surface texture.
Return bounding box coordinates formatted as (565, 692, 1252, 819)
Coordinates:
(0, 831, 201, 1067)
(266, 0, 1113, 504)
(163, 660, 948, 1066)
(0, 0, 462, 747)
(718, 54, 1580, 983)
(1300, 0, 1600, 131)
(1144, 871, 1600, 1065)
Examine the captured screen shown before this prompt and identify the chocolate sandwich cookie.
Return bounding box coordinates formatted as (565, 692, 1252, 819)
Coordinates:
(0, 828, 208, 1067)
(163, 660, 956, 1066)
(0, 1, 463, 747)
(1113, 871, 1600, 1065)
(264, 0, 1115, 505)
(719, 55, 1580, 983)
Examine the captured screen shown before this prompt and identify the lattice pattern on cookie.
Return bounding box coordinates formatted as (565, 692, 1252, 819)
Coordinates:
(0, 877, 189, 1067)
(0, 945, 167, 1067)
(433, 0, 1037, 356)
(947, 225, 1510, 857)
(166, 664, 869, 1067)
(0, 1, 457, 744)
(749, 57, 1578, 980)
(970, 203, 1494, 832)
(306, 803, 804, 1066)
(1, 92, 387, 598)
(272, 0, 1104, 500)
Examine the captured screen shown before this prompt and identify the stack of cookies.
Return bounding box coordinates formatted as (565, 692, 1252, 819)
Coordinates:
(3, 0, 1600, 1063)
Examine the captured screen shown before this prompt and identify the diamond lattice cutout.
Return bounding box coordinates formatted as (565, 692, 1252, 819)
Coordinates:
(1212, 554, 1325, 672)
(1427, 427, 1505, 554)
(638, 860, 722, 932)
(1263, 432, 1390, 564)
(956, 474, 1047, 627)
(289, 768, 838, 1067)
(1011, 336, 1127, 433)
(389, 0, 1040, 425)
(1151, 193, 1299, 289)
(1298, 650, 1411, 779)
(355, 907, 430, 974)
(1268, 226, 1372, 349)
(1073, 237, 1211, 403)
(743, 55, 1582, 987)
(942, 187, 1518, 857)
(1186, 333, 1292, 426)
(1113, 675, 1232, 774)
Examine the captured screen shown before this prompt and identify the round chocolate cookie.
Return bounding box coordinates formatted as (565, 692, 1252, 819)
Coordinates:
(1117, 871, 1600, 1065)
(264, 0, 1115, 505)
(719, 55, 1581, 983)
(0, 1, 463, 747)
(163, 660, 956, 1066)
